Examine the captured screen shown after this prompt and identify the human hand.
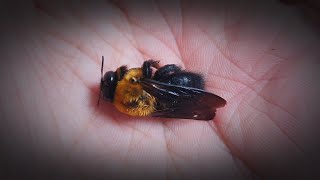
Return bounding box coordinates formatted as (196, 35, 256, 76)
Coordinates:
(1, 0, 319, 179)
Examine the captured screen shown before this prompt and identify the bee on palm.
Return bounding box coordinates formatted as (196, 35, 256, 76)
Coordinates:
(98, 56, 226, 120)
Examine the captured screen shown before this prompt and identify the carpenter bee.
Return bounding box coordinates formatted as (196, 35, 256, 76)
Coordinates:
(98, 56, 226, 120)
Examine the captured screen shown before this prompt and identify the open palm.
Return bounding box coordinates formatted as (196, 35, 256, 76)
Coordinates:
(2, 0, 319, 179)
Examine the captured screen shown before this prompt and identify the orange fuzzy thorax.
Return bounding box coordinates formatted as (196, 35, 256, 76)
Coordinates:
(113, 68, 156, 117)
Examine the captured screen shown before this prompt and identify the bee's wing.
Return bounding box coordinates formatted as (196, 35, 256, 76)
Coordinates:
(140, 79, 226, 120)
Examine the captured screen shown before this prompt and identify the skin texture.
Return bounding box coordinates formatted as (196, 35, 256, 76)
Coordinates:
(1, 0, 320, 179)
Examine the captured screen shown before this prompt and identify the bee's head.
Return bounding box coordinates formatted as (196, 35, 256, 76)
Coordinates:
(98, 56, 117, 104)
(101, 71, 117, 101)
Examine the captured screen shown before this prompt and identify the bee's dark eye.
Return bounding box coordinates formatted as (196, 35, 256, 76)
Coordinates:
(101, 71, 117, 100)
(103, 71, 116, 85)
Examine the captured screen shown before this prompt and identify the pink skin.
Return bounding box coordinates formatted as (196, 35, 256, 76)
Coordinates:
(1, 0, 320, 179)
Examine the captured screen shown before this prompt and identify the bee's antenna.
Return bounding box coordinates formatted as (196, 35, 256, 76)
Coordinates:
(101, 56, 104, 78)
(97, 56, 104, 106)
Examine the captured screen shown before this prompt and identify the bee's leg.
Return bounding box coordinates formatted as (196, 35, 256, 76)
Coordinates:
(142, 60, 160, 78)
(153, 64, 181, 81)
(116, 66, 128, 80)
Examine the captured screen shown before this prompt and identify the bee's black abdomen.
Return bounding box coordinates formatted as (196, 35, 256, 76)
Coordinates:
(152, 64, 204, 89)
(153, 64, 182, 81)
(159, 72, 205, 90)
